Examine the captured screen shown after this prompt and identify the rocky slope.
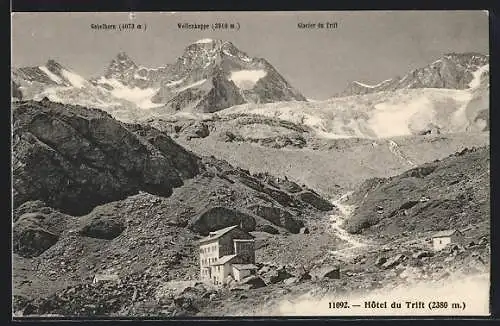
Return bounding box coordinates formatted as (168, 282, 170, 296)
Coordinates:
(11, 99, 490, 317)
(12, 98, 337, 316)
(343, 146, 490, 236)
(172, 128, 489, 198)
(13, 144, 490, 316)
(339, 52, 489, 96)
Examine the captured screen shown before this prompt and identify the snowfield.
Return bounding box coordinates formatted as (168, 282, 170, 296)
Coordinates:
(469, 64, 489, 89)
(96, 77, 163, 109)
(229, 69, 267, 90)
(39, 66, 63, 84)
(219, 86, 487, 139)
(60, 69, 87, 88)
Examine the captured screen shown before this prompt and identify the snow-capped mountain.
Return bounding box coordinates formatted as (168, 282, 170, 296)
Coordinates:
(12, 60, 88, 99)
(150, 39, 306, 113)
(11, 60, 140, 117)
(12, 39, 306, 119)
(92, 52, 170, 90)
(339, 52, 489, 97)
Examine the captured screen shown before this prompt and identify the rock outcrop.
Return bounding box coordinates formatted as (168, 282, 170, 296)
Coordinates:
(12, 100, 200, 215)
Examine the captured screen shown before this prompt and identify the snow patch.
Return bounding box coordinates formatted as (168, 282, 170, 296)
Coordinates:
(165, 78, 185, 87)
(60, 69, 86, 88)
(195, 38, 213, 44)
(353, 79, 392, 89)
(111, 86, 162, 109)
(98, 77, 162, 109)
(222, 49, 233, 57)
(369, 98, 432, 137)
(39, 66, 63, 84)
(176, 79, 207, 92)
(133, 73, 149, 81)
(229, 70, 267, 90)
(469, 64, 489, 89)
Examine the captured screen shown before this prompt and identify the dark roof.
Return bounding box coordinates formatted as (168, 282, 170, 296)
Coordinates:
(198, 225, 239, 243)
(433, 230, 461, 238)
(232, 264, 258, 270)
(210, 254, 237, 266)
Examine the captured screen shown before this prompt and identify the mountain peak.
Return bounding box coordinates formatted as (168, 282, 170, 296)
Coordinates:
(45, 59, 65, 70)
(104, 52, 138, 80)
(186, 38, 237, 51)
(115, 51, 134, 62)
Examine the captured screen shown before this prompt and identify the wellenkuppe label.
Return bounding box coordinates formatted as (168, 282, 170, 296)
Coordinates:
(11, 11, 490, 318)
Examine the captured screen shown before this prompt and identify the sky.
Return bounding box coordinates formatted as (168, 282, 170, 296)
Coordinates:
(11, 11, 489, 100)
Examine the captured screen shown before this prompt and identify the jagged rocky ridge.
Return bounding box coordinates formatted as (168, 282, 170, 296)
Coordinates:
(339, 52, 489, 96)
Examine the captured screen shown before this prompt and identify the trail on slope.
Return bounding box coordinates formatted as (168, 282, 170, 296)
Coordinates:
(328, 191, 374, 259)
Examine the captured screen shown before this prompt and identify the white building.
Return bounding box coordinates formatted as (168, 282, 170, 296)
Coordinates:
(431, 229, 464, 251)
(198, 225, 257, 285)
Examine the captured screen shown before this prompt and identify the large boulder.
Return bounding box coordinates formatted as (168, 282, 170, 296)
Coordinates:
(183, 122, 210, 140)
(322, 268, 341, 279)
(247, 205, 304, 233)
(412, 250, 434, 259)
(381, 254, 407, 269)
(189, 207, 256, 234)
(13, 210, 71, 257)
(375, 257, 387, 267)
(240, 276, 267, 289)
(269, 267, 294, 284)
(299, 227, 310, 234)
(13, 219, 59, 258)
(297, 191, 335, 211)
(311, 265, 341, 280)
(79, 216, 126, 240)
(267, 177, 302, 193)
(255, 224, 280, 234)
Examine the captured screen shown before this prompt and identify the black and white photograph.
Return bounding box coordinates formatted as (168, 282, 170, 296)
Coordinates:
(11, 11, 490, 317)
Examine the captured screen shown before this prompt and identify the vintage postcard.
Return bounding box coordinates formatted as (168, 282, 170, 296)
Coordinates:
(11, 11, 490, 317)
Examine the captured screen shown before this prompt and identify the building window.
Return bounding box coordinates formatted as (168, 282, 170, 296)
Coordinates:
(218, 266, 220, 272)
